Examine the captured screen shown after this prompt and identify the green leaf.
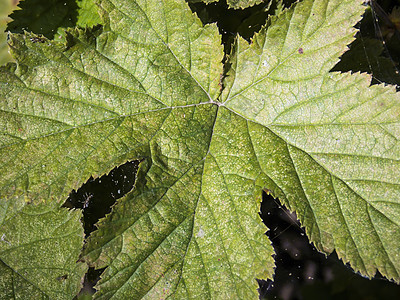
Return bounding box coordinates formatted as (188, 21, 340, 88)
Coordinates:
(76, 0, 103, 28)
(0, 0, 15, 65)
(1, 0, 400, 299)
(0, 198, 86, 299)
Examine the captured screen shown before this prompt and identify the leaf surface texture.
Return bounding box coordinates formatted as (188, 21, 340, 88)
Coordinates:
(1, 0, 399, 299)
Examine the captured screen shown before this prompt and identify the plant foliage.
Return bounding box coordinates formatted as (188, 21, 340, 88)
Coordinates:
(1, 0, 400, 298)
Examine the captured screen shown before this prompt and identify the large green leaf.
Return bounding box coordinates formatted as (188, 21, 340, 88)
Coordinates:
(1, 0, 399, 299)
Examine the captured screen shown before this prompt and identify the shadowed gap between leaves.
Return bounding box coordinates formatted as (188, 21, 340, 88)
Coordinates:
(332, 0, 400, 89)
(7, 0, 80, 39)
(62, 160, 140, 235)
(62, 160, 141, 298)
(188, 0, 291, 54)
(258, 192, 400, 300)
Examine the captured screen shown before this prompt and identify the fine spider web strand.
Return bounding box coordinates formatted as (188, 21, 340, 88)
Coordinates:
(371, 1, 400, 76)
(364, 1, 384, 83)
(359, 33, 383, 84)
(361, 0, 400, 85)
(268, 197, 304, 241)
